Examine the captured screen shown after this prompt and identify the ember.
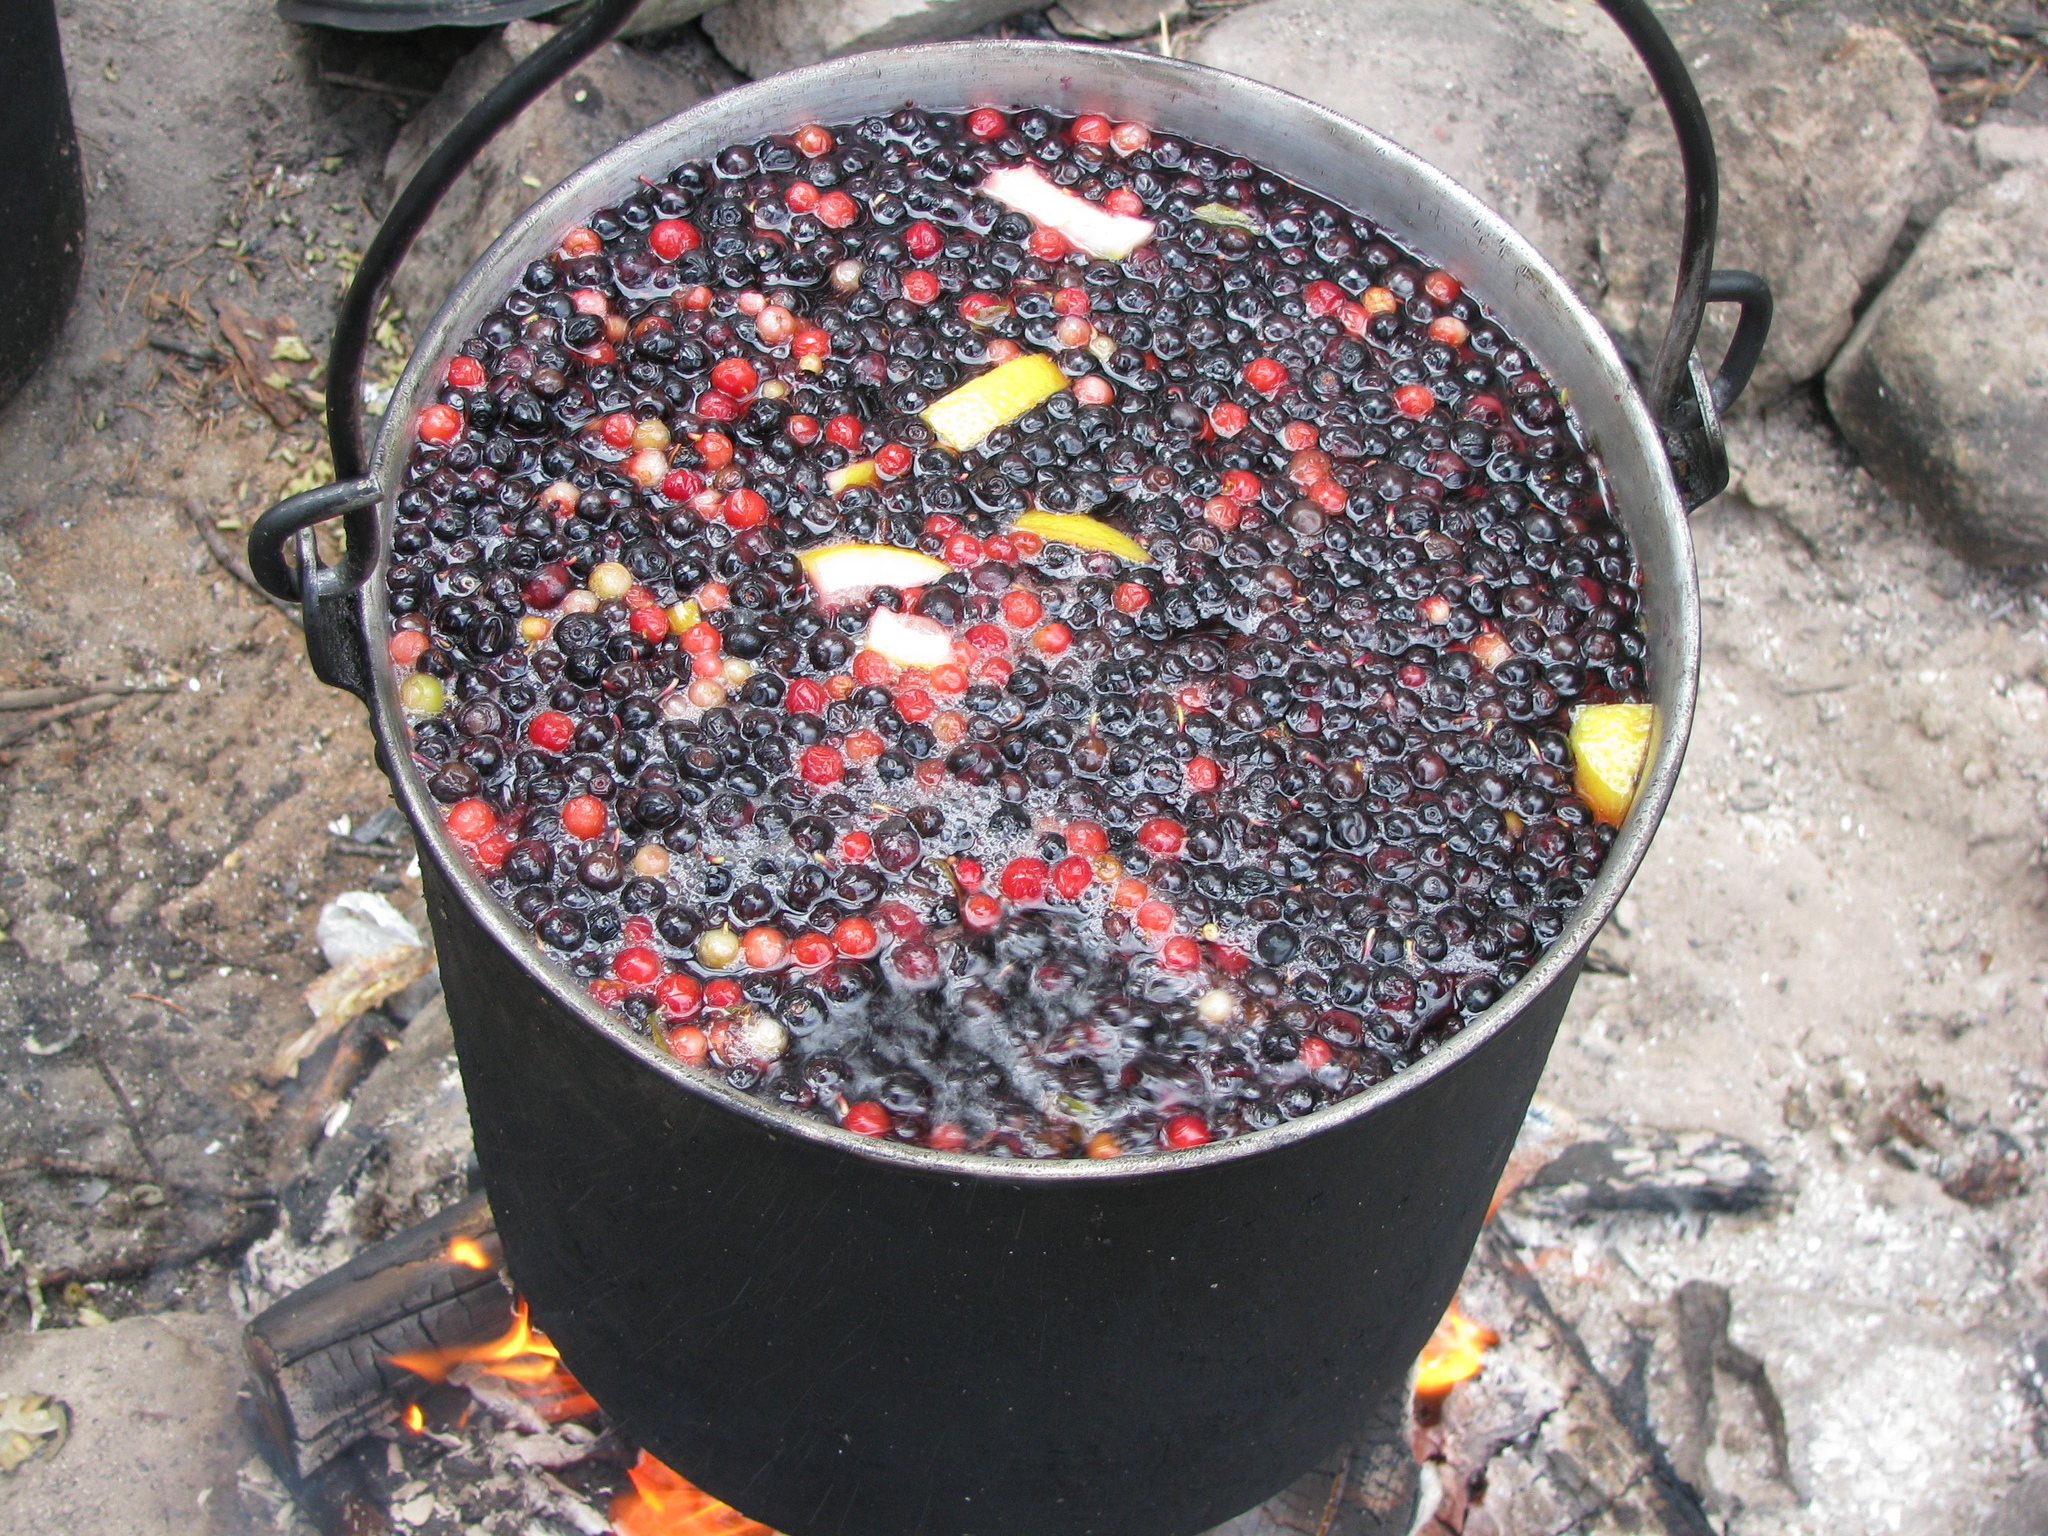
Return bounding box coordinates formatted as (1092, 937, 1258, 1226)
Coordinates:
(1413, 1300, 1498, 1398)
(611, 1450, 778, 1536)
(388, 1296, 598, 1423)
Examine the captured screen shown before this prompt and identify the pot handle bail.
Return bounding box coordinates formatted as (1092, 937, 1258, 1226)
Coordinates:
(249, 477, 383, 700)
(1596, 0, 1774, 510)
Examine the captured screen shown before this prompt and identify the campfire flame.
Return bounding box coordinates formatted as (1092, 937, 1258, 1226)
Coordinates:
(1413, 1300, 1498, 1396)
(388, 1297, 599, 1422)
(446, 1236, 493, 1270)
(611, 1451, 777, 1536)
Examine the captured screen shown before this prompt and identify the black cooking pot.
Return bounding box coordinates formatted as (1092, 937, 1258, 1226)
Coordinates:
(0, 0, 87, 410)
(252, 7, 1769, 1532)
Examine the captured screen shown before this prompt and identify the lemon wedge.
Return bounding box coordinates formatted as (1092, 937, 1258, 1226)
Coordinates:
(799, 543, 951, 598)
(1569, 703, 1656, 827)
(983, 165, 1156, 261)
(826, 459, 877, 494)
(1012, 510, 1151, 564)
(922, 353, 1068, 452)
(865, 607, 955, 669)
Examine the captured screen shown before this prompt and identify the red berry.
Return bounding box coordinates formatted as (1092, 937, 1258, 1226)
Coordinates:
(965, 623, 1007, 654)
(666, 1023, 709, 1063)
(723, 488, 768, 528)
(1135, 899, 1175, 937)
(649, 219, 699, 260)
(793, 326, 832, 358)
(1065, 820, 1108, 856)
(794, 124, 833, 157)
(630, 605, 669, 643)
(960, 893, 1001, 930)
(446, 355, 485, 389)
(1186, 756, 1221, 792)
(901, 269, 940, 305)
(790, 932, 835, 969)
(1001, 589, 1044, 627)
(472, 833, 513, 871)
(1210, 401, 1248, 437)
(903, 220, 943, 259)
(661, 467, 703, 501)
(966, 107, 1007, 141)
(1112, 582, 1150, 614)
(953, 858, 984, 891)
(656, 973, 702, 1019)
(697, 432, 734, 469)
(832, 917, 879, 957)
(1394, 384, 1437, 418)
(1243, 357, 1288, 393)
(1298, 1035, 1334, 1071)
(1221, 468, 1261, 503)
(1000, 858, 1050, 902)
(527, 710, 576, 752)
(851, 649, 895, 686)
(562, 795, 607, 840)
(839, 828, 874, 861)
(1302, 280, 1346, 317)
(1032, 622, 1072, 654)
(929, 664, 967, 694)
(876, 901, 924, 940)
(389, 629, 429, 666)
(598, 412, 634, 449)
(825, 414, 863, 449)
(844, 1101, 893, 1136)
(815, 191, 858, 229)
(785, 180, 820, 213)
(696, 389, 740, 421)
(741, 926, 788, 969)
(784, 677, 828, 714)
(1136, 818, 1185, 856)
(1110, 121, 1150, 156)
(1052, 856, 1094, 901)
(1027, 227, 1069, 261)
(1104, 188, 1144, 216)
(1071, 114, 1112, 146)
(942, 531, 982, 567)
(876, 442, 914, 478)
(894, 687, 935, 723)
(785, 414, 820, 445)
(927, 1122, 968, 1151)
(612, 946, 663, 987)
(445, 798, 496, 842)
(704, 978, 742, 1010)
(681, 622, 722, 657)
(416, 404, 462, 443)
(800, 744, 845, 785)
(1160, 935, 1202, 972)
(710, 357, 758, 398)
(1423, 269, 1462, 306)
(1163, 1114, 1212, 1149)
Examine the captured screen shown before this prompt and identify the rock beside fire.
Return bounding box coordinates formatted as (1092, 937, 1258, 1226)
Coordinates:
(1184, 0, 1634, 300)
(1596, 16, 1935, 401)
(702, 0, 1043, 78)
(0, 1311, 247, 1534)
(381, 22, 731, 331)
(1826, 168, 2048, 566)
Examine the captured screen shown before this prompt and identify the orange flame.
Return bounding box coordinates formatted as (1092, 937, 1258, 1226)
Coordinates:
(1413, 1300, 1498, 1396)
(447, 1236, 493, 1270)
(611, 1451, 777, 1536)
(401, 1402, 425, 1433)
(388, 1298, 599, 1422)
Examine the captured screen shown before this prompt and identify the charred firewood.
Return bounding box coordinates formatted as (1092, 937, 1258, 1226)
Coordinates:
(244, 1192, 510, 1476)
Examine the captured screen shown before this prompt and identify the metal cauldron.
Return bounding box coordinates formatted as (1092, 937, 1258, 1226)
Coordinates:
(251, 9, 1768, 1532)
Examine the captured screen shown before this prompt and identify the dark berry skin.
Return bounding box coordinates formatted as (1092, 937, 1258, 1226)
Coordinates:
(391, 102, 1644, 1158)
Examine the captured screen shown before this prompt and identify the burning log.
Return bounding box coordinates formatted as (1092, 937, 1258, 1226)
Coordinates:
(243, 1191, 510, 1476)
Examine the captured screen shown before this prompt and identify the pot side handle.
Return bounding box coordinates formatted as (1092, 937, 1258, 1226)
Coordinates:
(248, 477, 382, 701)
(1596, 0, 1774, 510)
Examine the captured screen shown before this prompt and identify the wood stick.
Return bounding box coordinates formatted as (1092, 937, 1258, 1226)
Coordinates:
(244, 1192, 509, 1476)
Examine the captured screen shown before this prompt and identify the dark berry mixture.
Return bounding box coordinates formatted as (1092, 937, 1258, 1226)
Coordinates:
(387, 105, 1651, 1158)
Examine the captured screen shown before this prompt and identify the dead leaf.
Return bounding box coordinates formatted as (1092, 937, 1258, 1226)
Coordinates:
(215, 301, 305, 428)
(0, 1394, 69, 1474)
(265, 942, 433, 1083)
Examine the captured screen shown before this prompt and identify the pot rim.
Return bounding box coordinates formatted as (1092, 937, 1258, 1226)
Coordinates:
(364, 39, 1698, 1182)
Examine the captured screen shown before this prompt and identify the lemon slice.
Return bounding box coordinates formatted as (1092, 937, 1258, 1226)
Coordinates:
(1012, 510, 1151, 564)
(922, 353, 1068, 452)
(1569, 703, 1656, 827)
(826, 459, 877, 494)
(866, 607, 955, 668)
(799, 543, 950, 598)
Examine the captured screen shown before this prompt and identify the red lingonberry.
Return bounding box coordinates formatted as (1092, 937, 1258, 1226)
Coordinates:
(793, 326, 832, 358)
(1052, 856, 1094, 901)
(1423, 269, 1461, 305)
(1032, 622, 1072, 654)
(927, 1122, 968, 1151)
(800, 744, 845, 785)
(561, 796, 606, 840)
(710, 357, 758, 398)
(1104, 188, 1144, 216)
(844, 1101, 893, 1136)
(942, 531, 982, 567)
(1053, 286, 1091, 317)
(1028, 227, 1069, 261)
(953, 858, 985, 891)
(794, 123, 833, 157)
(656, 973, 702, 1020)
(1209, 401, 1248, 437)
(903, 220, 943, 259)
(1163, 1114, 1212, 1149)
(825, 414, 863, 448)
(697, 432, 734, 469)
(1136, 818, 1186, 856)
(1186, 756, 1221, 792)
(1394, 384, 1437, 418)
(1070, 114, 1112, 145)
(1298, 1035, 1335, 1071)
(832, 917, 880, 957)
(1000, 858, 1050, 902)
(1221, 468, 1262, 503)
(1160, 935, 1202, 972)
(785, 414, 820, 446)
(851, 649, 895, 686)
(598, 412, 635, 449)
(416, 404, 462, 443)
(815, 191, 858, 229)
(1134, 899, 1175, 937)
(839, 829, 875, 864)
(929, 663, 968, 694)
(962, 624, 1005, 655)
(966, 107, 1007, 140)
(704, 978, 742, 1010)
(1310, 479, 1348, 512)
(445, 798, 496, 842)
(629, 605, 669, 643)
(894, 687, 935, 723)
(681, 622, 722, 657)
(446, 355, 485, 389)
(649, 219, 700, 260)
(790, 932, 835, 969)
(741, 926, 788, 969)
(875, 442, 914, 479)
(389, 629, 430, 666)
(785, 180, 820, 214)
(696, 389, 740, 421)
(901, 269, 940, 305)
(661, 467, 703, 501)
(559, 227, 601, 257)
(1110, 121, 1150, 156)
(1001, 589, 1044, 627)
(1243, 357, 1288, 393)
(1428, 315, 1470, 347)
(527, 710, 576, 752)
(1065, 820, 1108, 856)
(1112, 582, 1151, 614)
(960, 893, 1002, 930)
(723, 488, 768, 528)
(612, 946, 663, 987)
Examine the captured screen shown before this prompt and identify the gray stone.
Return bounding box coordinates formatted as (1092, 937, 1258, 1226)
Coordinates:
(381, 22, 729, 328)
(1825, 168, 2048, 566)
(1184, 0, 1637, 301)
(1597, 18, 1934, 400)
(1047, 0, 1186, 42)
(1981, 1465, 2048, 1536)
(0, 1312, 249, 1535)
(702, 0, 1042, 80)
(619, 0, 723, 37)
(1975, 120, 2048, 173)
